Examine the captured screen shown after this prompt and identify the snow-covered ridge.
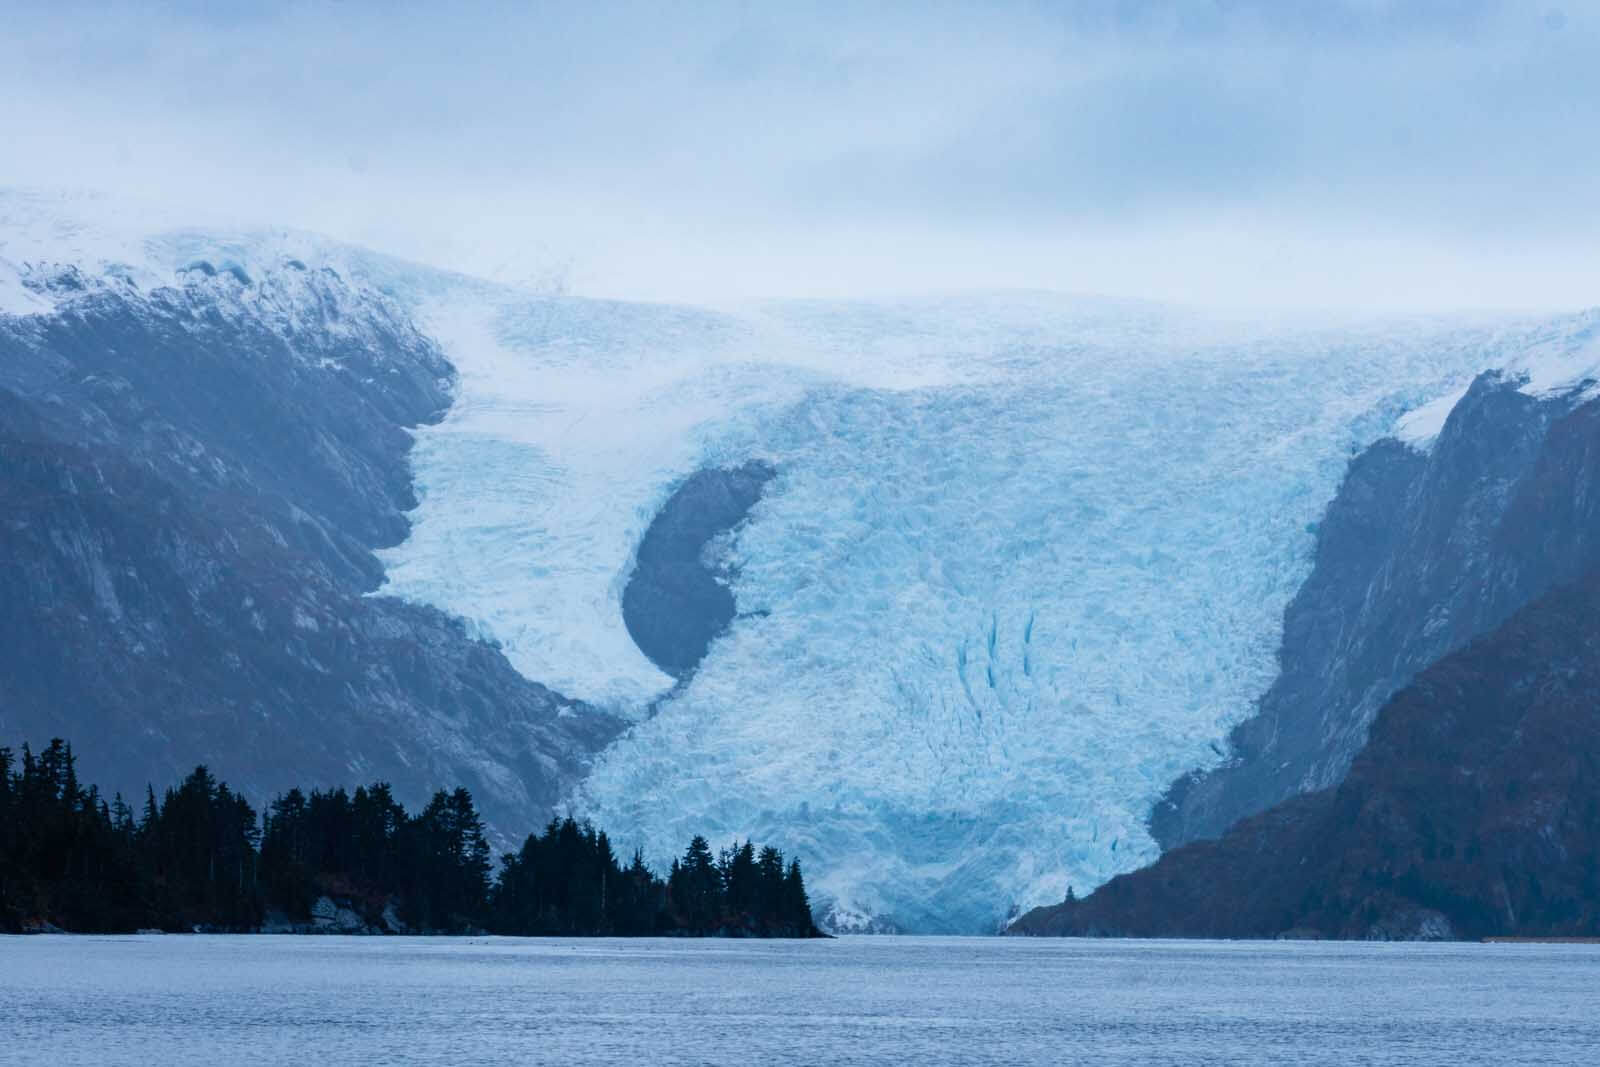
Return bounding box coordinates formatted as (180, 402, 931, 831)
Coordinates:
(1396, 308, 1600, 448)
(150, 257, 451, 379)
(4, 255, 455, 420)
(0, 188, 173, 315)
(1, 195, 453, 400)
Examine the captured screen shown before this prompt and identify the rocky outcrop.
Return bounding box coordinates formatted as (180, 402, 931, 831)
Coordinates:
(622, 460, 775, 677)
(258, 897, 413, 935)
(0, 264, 623, 836)
(1014, 568, 1600, 940)
(1153, 373, 1600, 847)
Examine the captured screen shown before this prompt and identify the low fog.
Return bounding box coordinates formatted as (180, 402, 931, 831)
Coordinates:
(3, 1, 1597, 312)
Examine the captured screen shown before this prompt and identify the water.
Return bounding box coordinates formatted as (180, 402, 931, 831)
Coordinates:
(3, 936, 1597, 1065)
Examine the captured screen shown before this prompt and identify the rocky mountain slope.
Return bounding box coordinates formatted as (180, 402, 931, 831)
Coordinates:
(1154, 358, 1600, 848)
(1014, 565, 1600, 940)
(0, 262, 621, 835)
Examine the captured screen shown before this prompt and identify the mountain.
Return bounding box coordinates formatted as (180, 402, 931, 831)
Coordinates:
(1010, 564, 1600, 940)
(8, 193, 1600, 931)
(0, 258, 621, 838)
(1154, 326, 1600, 848)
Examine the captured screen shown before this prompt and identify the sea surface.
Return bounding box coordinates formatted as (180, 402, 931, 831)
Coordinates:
(2, 935, 1597, 1065)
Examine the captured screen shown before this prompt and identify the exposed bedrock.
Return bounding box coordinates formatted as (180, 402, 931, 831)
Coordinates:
(0, 265, 623, 838)
(1015, 567, 1600, 940)
(622, 460, 776, 678)
(1153, 370, 1600, 848)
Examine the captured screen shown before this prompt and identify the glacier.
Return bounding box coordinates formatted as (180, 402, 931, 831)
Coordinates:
(377, 285, 1555, 932)
(8, 189, 1591, 932)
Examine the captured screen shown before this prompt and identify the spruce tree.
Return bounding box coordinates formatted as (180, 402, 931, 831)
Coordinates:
(678, 835, 722, 932)
(724, 841, 759, 928)
(782, 860, 816, 935)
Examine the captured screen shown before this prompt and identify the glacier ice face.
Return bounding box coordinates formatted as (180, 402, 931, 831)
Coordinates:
(376, 281, 1545, 932)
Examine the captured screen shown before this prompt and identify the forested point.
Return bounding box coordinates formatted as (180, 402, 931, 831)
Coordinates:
(0, 739, 825, 938)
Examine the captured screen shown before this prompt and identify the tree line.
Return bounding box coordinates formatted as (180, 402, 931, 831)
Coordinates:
(1, 739, 822, 937)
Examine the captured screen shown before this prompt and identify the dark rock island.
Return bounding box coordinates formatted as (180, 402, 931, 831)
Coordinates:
(622, 459, 776, 678)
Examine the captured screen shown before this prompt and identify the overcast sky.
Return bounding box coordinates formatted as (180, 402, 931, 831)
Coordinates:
(4, 1, 1597, 311)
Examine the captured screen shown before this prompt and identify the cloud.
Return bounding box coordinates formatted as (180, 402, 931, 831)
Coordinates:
(2, 1, 1597, 311)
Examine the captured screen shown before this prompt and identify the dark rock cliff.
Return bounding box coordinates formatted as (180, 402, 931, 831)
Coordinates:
(0, 264, 622, 834)
(1014, 567, 1600, 940)
(1153, 372, 1600, 847)
(622, 460, 775, 678)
